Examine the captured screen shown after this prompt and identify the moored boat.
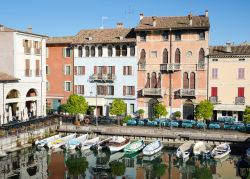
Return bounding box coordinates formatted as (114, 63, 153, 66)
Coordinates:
(176, 141, 193, 159)
(193, 141, 211, 157)
(35, 134, 60, 149)
(107, 136, 130, 153)
(124, 140, 145, 154)
(211, 143, 231, 159)
(48, 134, 76, 149)
(0, 150, 7, 158)
(66, 134, 88, 150)
(81, 137, 100, 151)
(143, 140, 163, 156)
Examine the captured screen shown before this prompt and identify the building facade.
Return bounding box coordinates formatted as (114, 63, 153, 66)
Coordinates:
(0, 25, 47, 125)
(73, 24, 137, 116)
(46, 37, 74, 113)
(135, 12, 210, 119)
(208, 44, 250, 121)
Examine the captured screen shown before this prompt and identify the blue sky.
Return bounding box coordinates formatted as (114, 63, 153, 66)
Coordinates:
(1, 0, 250, 45)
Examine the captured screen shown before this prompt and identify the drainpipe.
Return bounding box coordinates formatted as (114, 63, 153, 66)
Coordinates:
(207, 55, 209, 100)
(169, 28, 173, 129)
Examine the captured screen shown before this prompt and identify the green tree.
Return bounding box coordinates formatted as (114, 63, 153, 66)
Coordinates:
(194, 100, 214, 131)
(109, 161, 126, 176)
(137, 109, 145, 119)
(243, 106, 250, 124)
(154, 103, 168, 119)
(66, 156, 88, 178)
(110, 99, 126, 125)
(152, 163, 167, 177)
(193, 167, 212, 179)
(174, 111, 181, 119)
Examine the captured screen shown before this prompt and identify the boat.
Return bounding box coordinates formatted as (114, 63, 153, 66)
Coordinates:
(124, 140, 145, 154)
(0, 150, 7, 158)
(66, 134, 88, 150)
(176, 141, 193, 159)
(35, 134, 60, 149)
(47, 134, 76, 149)
(142, 140, 163, 156)
(143, 151, 162, 161)
(81, 137, 100, 151)
(193, 141, 211, 157)
(92, 137, 113, 151)
(107, 136, 130, 153)
(246, 148, 250, 159)
(211, 143, 231, 159)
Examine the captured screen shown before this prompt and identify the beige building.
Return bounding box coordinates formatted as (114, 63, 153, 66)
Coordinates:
(208, 44, 250, 121)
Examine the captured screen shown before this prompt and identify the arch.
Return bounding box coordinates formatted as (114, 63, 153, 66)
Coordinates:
(175, 48, 181, 63)
(108, 45, 113, 57)
(183, 100, 194, 120)
(6, 89, 20, 99)
(78, 46, 82, 57)
(26, 88, 38, 97)
(115, 45, 121, 56)
(183, 72, 189, 89)
(151, 72, 157, 88)
(199, 48, 205, 63)
(157, 73, 161, 88)
(148, 98, 159, 119)
(91, 46, 95, 57)
(130, 45, 135, 56)
(85, 46, 90, 57)
(122, 45, 127, 56)
(190, 72, 195, 89)
(140, 49, 146, 60)
(145, 73, 150, 88)
(98, 46, 103, 57)
(163, 49, 168, 63)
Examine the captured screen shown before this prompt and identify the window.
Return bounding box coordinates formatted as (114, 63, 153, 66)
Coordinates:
(46, 65, 49, 75)
(175, 48, 181, 63)
(175, 31, 181, 41)
(65, 48, 71, 57)
(130, 45, 135, 56)
(116, 45, 121, 56)
(199, 48, 205, 63)
(97, 85, 105, 95)
(123, 66, 132, 75)
(140, 31, 146, 42)
(75, 85, 84, 95)
(123, 86, 135, 96)
(34, 41, 41, 55)
(150, 51, 157, 58)
(190, 72, 195, 89)
(163, 49, 168, 63)
(107, 85, 114, 95)
(65, 82, 71, 91)
(199, 31, 205, 40)
(75, 66, 85, 75)
(122, 45, 127, 56)
(23, 39, 31, 54)
(162, 31, 168, 41)
(212, 59, 218, 61)
(78, 46, 82, 57)
(130, 104, 134, 114)
(91, 46, 95, 57)
(151, 72, 157, 88)
(98, 46, 102, 57)
(212, 68, 218, 79)
(211, 87, 217, 96)
(140, 49, 146, 60)
(108, 46, 113, 57)
(183, 72, 189, 89)
(238, 87, 244, 97)
(238, 68, 245, 79)
(85, 46, 90, 57)
(65, 65, 71, 75)
(25, 59, 31, 77)
(35, 60, 40, 76)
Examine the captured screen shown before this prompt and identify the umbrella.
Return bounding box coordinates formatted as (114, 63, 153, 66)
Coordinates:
(23, 107, 29, 121)
(8, 106, 12, 122)
(32, 102, 37, 117)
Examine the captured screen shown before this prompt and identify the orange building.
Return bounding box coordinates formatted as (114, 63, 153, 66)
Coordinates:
(135, 11, 210, 119)
(46, 37, 74, 112)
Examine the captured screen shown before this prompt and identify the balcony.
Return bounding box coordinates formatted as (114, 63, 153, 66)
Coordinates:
(196, 63, 205, 70)
(176, 89, 195, 97)
(235, 97, 245, 105)
(89, 73, 116, 82)
(24, 47, 31, 54)
(34, 48, 41, 55)
(141, 88, 162, 96)
(160, 63, 181, 72)
(209, 96, 218, 104)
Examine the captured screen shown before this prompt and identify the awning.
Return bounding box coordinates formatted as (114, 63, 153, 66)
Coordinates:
(214, 104, 245, 111)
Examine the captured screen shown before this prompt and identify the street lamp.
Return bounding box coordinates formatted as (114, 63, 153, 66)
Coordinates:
(90, 83, 98, 126)
(236, 155, 250, 179)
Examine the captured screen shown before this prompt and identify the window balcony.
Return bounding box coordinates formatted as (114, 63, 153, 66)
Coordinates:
(160, 63, 181, 72)
(34, 48, 41, 55)
(141, 88, 162, 96)
(89, 73, 116, 83)
(24, 47, 31, 54)
(235, 97, 245, 105)
(176, 89, 195, 97)
(209, 96, 218, 104)
(196, 63, 205, 70)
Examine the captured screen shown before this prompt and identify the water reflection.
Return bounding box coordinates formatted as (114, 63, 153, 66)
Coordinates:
(0, 147, 244, 179)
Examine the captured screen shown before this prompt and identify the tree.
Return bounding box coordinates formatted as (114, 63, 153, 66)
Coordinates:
(110, 99, 126, 125)
(65, 156, 88, 178)
(137, 109, 145, 119)
(109, 160, 126, 177)
(174, 111, 181, 119)
(243, 106, 250, 124)
(154, 103, 168, 119)
(63, 95, 88, 118)
(193, 167, 212, 179)
(194, 100, 214, 131)
(152, 163, 167, 178)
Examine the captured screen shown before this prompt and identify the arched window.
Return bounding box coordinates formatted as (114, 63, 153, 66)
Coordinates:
(116, 45, 120, 56)
(98, 46, 102, 57)
(151, 72, 157, 88)
(108, 45, 113, 57)
(85, 46, 89, 57)
(157, 73, 161, 88)
(163, 49, 168, 63)
(199, 48, 205, 63)
(91, 46, 95, 57)
(140, 49, 146, 60)
(183, 72, 189, 89)
(122, 45, 127, 56)
(175, 48, 181, 63)
(145, 73, 150, 88)
(190, 72, 195, 89)
(130, 45, 135, 56)
(78, 46, 82, 57)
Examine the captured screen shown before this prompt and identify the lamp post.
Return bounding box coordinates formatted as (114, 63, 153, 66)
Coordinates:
(236, 155, 250, 179)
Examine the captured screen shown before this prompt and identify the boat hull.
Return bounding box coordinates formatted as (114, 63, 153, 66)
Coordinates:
(124, 140, 145, 155)
(109, 142, 130, 153)
(143, 141, 163, 156)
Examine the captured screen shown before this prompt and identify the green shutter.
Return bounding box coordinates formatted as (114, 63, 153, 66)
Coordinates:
(70, 49, 73, 58)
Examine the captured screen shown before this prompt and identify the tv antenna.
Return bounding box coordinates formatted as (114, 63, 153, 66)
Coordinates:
(100, 16, 108, 29)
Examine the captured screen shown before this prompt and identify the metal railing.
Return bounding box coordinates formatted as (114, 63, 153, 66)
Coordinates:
(209, 96, 218, 104)
(235, 97, 245, 105)
(178, 89, 195, 97)
(160, 63, 181, 72)
(24, 48, 31, 54)
(34, 48, 41, 55)
(142, 88, 161, 96)
(196, 63, 205, 70)
(89, 74, 116, 82)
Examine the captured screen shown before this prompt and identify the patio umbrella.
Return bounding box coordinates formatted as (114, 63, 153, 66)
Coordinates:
(23, 107, 29, 121)
(32, 103, 37, 117)
(8, 106, 12, 122)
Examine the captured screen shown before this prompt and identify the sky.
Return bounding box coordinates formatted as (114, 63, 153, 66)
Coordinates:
(0, 0, 250, 45)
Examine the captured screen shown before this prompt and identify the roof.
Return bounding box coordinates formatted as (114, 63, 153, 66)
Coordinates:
(209, 45, 250, 56)
(73, 28, 136, 44)
(136, 15, 210, 30)
(0, 72, 19, 82)
(0, 24, 48, 37)
(47, 36, 74, 44)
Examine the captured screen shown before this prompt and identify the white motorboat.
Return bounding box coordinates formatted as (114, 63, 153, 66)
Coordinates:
(176, 141, 193, 159)
(211, 143, 231, 159)
(143, 151, 162, 161)
(143, 140, 163, 156)
(107, 136, 130, 153)
(81, 137, 100, 151)
(66, 134, 88, 150)
(246, 148, 250, 159)
(48, 134, 76, 149)
(35, 134, 60, 149)
(95, 137, 113, 150)
(193, 141, 211, 157)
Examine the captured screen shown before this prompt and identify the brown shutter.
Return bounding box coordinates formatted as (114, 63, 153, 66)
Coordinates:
(123, 86, 126, 96)
(25, 59, 30, 76)
(129, 66, 132, 75)
(36, 60, 40, 76)
(183, 72, 189, 89)
(103, 66, 107, 74)
(132, 86, 135, 95)
(190, 72, 195, 89)
(74, 66, 77, 75)
(123, 66, 126, 75)
(112, 66, 115, 74)
(94, 66, 97, 74)
(83, 66, 85, 75)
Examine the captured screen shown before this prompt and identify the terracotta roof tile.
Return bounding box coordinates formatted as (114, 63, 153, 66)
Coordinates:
(47, 36, 74, 44)
(209, 45, 250, 56)
(0, 72, 19, 82)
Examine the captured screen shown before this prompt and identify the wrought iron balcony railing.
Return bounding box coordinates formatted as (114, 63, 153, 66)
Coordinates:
(160, 63, 181, 72)
(235, 97, 245, 105)
(142, 88, 162, 96)
(209, 96, 218, 104)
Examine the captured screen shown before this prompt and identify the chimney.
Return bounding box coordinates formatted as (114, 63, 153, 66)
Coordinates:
(0, 24, 4, 31)
(140, 13, 144, 20)
(116, 22, 124, 29)
(226, 42, 232, 53)
(205, 10, 209, 17)
(188, 12, 193, 26)
(27, 26, 32, 33)
(152, 16, 156, 27)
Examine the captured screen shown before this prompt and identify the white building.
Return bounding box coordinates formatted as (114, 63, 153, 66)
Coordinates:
(0, 25, 47, 125)
(73, 24, 137, 116)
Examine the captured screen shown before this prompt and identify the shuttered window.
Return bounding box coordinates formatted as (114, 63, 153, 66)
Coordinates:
(78, 46, 82, 57)
(163, 49, 168, 63)
(75, 66, 85, 75)
(199, 48, 205, 63)
(151, 72, 157, 88)
(91, 46, 95, 57)
(85, 46, 90, 57)
(108, 46, 113, 57)
(238, 87, 244, 97)
(211, 87, 218, 96)
(25, 59, 30, 77)
(238, 68, 245, 79)
(123, 86, 135, 96)
(116, 45, 121, 56)
(123, 66, 132, 75)
(122, 45, 127, 56)
(212, 68, 218, 79)
(190, 72, 195, 89)
(35, 60, 40, 76)
(175, 48, 180, 63)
